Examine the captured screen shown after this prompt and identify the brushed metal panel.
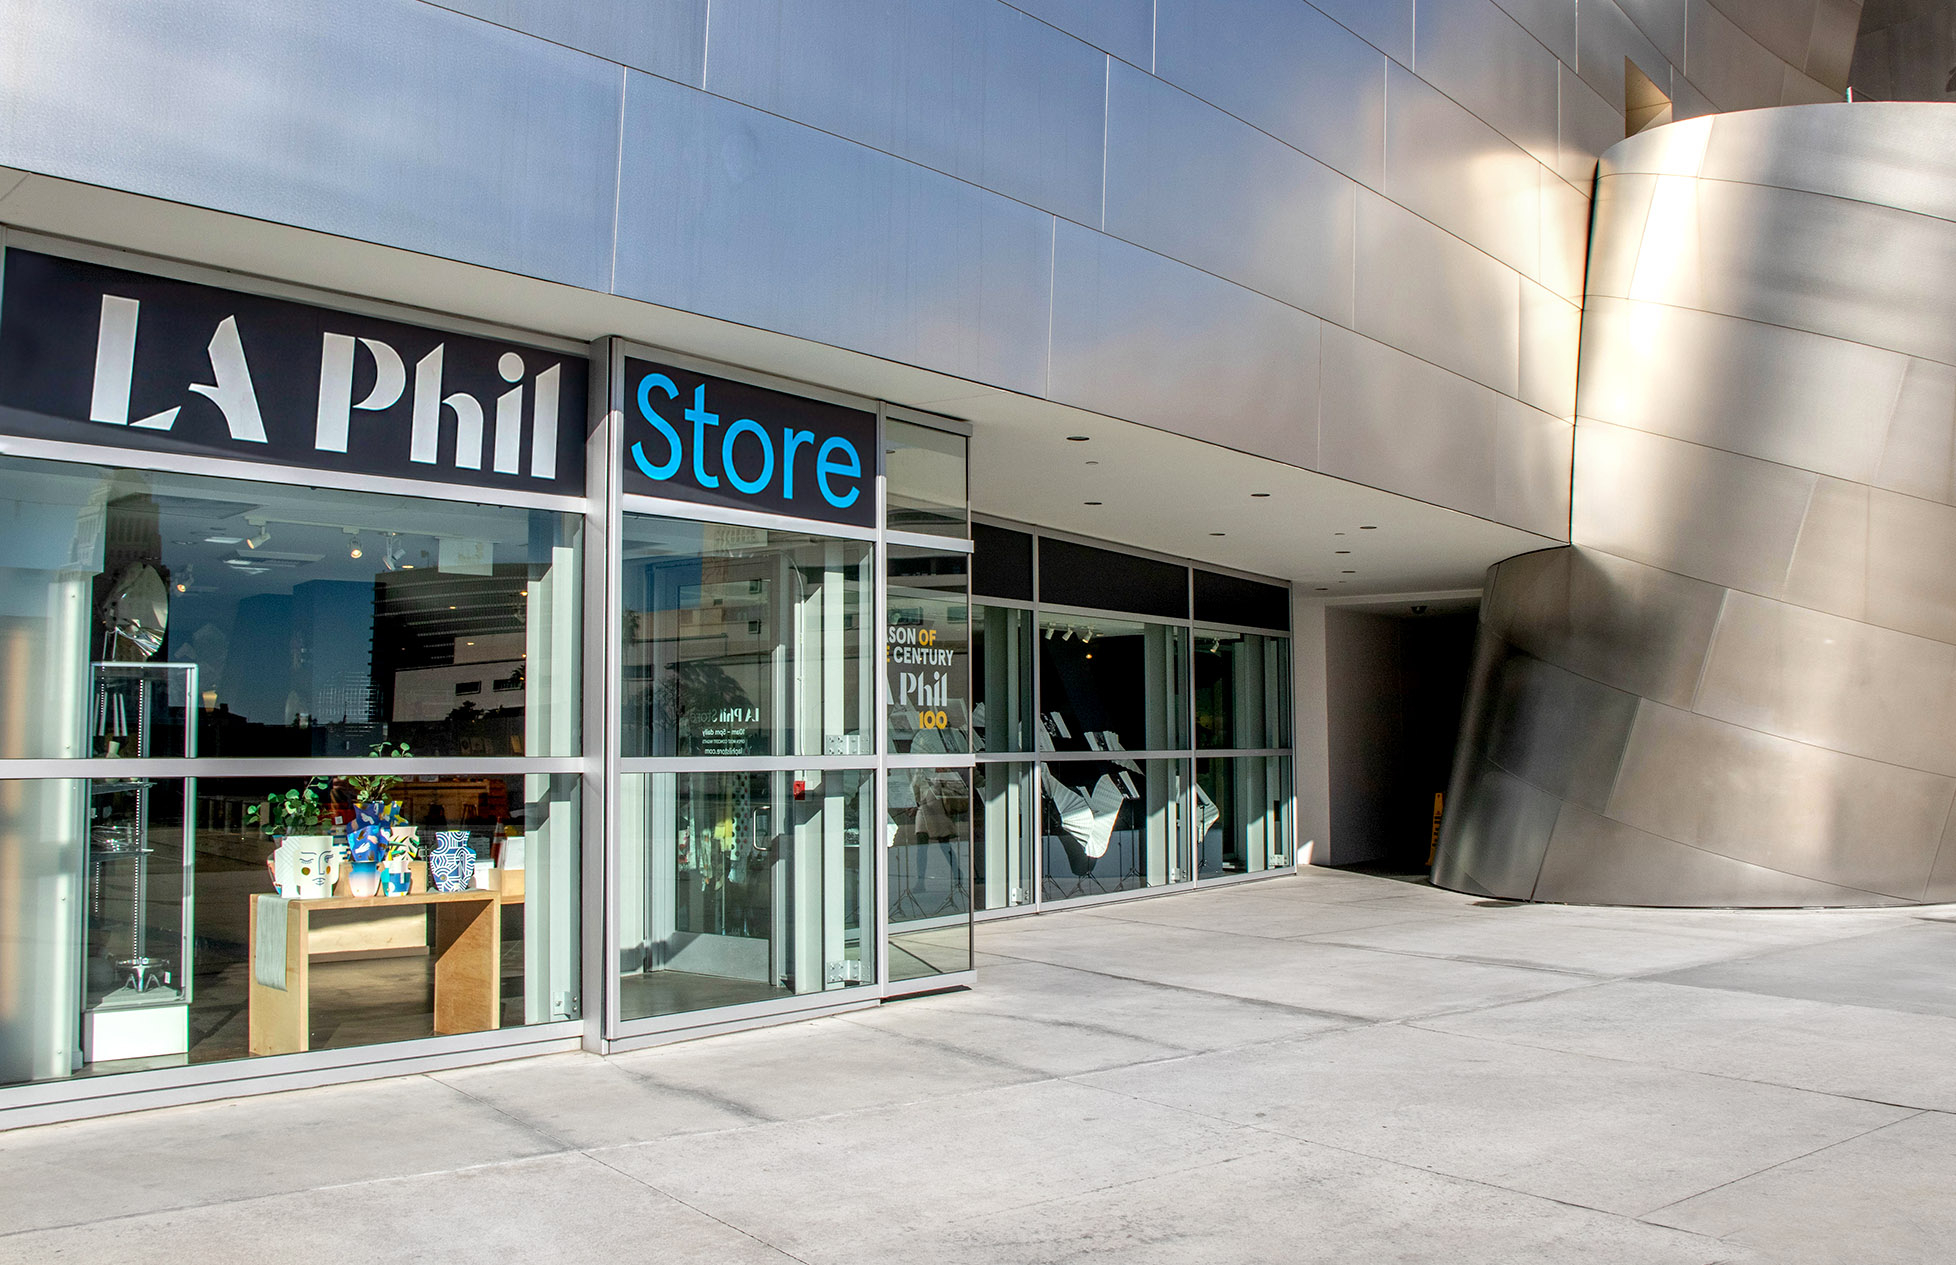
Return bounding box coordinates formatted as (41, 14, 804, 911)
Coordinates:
(1685, 1, 1806, 110)
(1495, 399, 1574, 539)
(1484, 650, 1640, 809)
(0, 0, 625, 291)
(1354, 187, 1521, 398)
(1572, 422, 1816, 600)
(1702, 0, 1821, 72)
(1151, 0, 1387, 188)
(1606, 700, 1950, 899)
(1382, 63, 1543, 280)
(1698, 104, 1956, 225)
(1430, 764, 1561, 900)
(1318, 325, 1498, 519)
(1574, 0, 1674, 108)
(1874, 358, 1956, 506)
(1518, 280, 1579, 418)
(1491, 0, 1576, 65)
(1581, 173, 1657, 300)
(1413, 0, 1561, 168)
(1615, 0, 1688, 65)
(1490, 547, 1726, 708)
(1103, 61, 1356, 322)
(704, 0, 1106, 226)
(1866, 489, 1956, 647)
(1558, 65, 1623, 189)
(1780, 476, 1869, 622)
(1047, 221, 1320, 466)
(613, 71, 1053, 397)
(1597, 114, 1715, 178)
(433, 0, 706, 84)
(1006, 0, 1153, 66)
(1696, 590, 1956, 777)
(1670, 72, 1719, 122)
(1532, 802, 1908, 907)
(1781, 65, 1841, 107)
(1682, 181, 1956, 367)
(1309, 0, 1414, 63)
(1540, 170, 1593, 305)
(1577, 297, 1903, 482)
(1927, 823, 1956, 903)
(1805, 0, 1862, 91)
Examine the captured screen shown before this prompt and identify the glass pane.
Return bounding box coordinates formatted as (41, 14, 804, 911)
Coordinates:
(887, 767, 974, 980)
(1040, 758, 1189, 902)
(0, 454, 582, 760)
(618, 769, 871, 1021)
(0, 773, 581, 1089)
(1037, 614, 1187, 753)
(1197, 756, 1293, 877)
(1194, 630, 1292, 749)
(622, 518, 872, 758)
(884, 418, 968, 538)
(886, 546, 971, 756)
(974, 761, 1034, 910)
(972, 604, 1033, 753)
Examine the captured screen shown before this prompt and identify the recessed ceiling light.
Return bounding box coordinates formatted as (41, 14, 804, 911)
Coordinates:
(448, 605, 457, 610)
(1066, 435, 1090, 442)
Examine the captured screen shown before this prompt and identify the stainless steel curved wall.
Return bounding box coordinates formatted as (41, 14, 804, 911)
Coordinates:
(1436, 102, 1956, 907)
(0, 1, 1863, 544)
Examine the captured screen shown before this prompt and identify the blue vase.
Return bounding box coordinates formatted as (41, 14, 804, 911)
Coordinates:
(429, 831, 474, 893)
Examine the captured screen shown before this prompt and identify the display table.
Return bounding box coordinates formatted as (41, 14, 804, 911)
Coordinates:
(248, 891, 500, 1056)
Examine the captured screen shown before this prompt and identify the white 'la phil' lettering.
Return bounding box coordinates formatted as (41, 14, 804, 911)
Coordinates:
(87, 294, 561, 479)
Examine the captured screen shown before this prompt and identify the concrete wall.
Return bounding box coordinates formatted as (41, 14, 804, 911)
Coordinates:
(0, 0, 1864, 542)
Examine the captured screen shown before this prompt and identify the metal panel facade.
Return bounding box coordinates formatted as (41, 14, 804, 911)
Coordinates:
(1441, 103, 1956, 908)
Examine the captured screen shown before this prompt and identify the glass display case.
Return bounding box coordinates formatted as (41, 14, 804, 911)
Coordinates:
(84, 663, 197, 1065)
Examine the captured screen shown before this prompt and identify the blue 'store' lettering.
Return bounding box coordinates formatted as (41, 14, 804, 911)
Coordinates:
(634, 375, 861, 511)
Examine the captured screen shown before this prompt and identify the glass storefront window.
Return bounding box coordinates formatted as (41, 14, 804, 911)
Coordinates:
(972, 604, 1033, 754)
(886, 766, 974, 979)
(0, 773, 580, 1089)
(621, 518, 872, 758)
(617, 769, 871, 1020)
(1196, 756, 1293, 878)
(0, 456, 581, 760)
(1041, 758, 1189, 902)
(1194, 630, 1292, 749)
(1037, 614, 1188, 754)
(884, 418, 968, 539)
(974, 761, 1034, 910)
(886, 546, 970, 756)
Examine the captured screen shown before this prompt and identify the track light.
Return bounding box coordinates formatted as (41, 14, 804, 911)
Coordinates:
(381, 535, 406, 571)
(345, 528, 364, 560)
(242, 520, 270, 550)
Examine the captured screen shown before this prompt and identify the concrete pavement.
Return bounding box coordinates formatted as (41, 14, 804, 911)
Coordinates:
(4, 869, 1953, 1263)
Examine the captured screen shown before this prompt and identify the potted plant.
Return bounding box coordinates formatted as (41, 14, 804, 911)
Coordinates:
(345, 741, 414, 896)
(246, 779, 335, 898)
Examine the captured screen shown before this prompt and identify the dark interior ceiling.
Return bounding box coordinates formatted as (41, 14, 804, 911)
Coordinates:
(1852, 0, 1956, 99)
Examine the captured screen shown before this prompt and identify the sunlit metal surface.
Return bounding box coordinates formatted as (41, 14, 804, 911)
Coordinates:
(1439, 102, 1956, 907)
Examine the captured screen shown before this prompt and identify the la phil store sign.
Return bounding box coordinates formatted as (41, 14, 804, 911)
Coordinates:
(0, 249, 881, 530)
(0, 249, 588, 495)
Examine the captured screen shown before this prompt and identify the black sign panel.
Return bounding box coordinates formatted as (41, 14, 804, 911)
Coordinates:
(622, 356, 876, 528)
(0, 250, 587, 495)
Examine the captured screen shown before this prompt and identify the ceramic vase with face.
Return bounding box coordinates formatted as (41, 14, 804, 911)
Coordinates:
(271, 837, 339, 900)
(428, 831, 474, 893)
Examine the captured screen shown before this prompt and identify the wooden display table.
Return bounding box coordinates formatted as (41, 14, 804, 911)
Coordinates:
(248, 891, 500, 1056)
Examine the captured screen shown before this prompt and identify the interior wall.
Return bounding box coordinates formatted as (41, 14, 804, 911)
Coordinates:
(1324, 606, 1478, 871)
